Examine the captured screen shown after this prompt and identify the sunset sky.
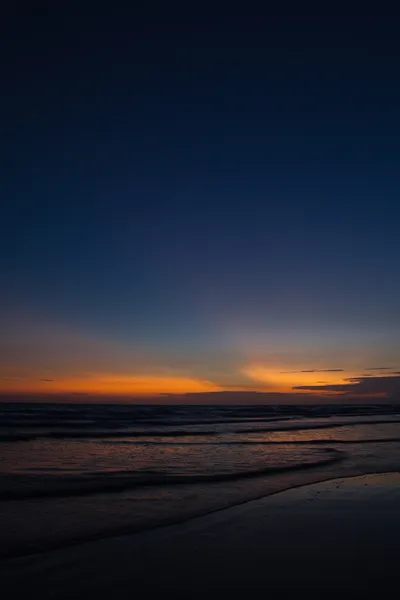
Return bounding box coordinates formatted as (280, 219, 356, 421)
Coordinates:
(1, 14, 399, 402)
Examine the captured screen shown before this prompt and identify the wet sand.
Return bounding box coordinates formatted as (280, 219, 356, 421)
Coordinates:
(2, 472, 400, 597)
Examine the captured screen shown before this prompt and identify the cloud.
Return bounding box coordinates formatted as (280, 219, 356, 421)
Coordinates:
(364, 367, 392, 371)
(293, 375, 400, 398)
(39, 378, 54, 382)
(3, 382, 400, 404)
(280, 369, 344, 374)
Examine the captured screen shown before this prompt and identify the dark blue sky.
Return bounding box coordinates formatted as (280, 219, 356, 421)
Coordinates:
(1, 12, 400, 400)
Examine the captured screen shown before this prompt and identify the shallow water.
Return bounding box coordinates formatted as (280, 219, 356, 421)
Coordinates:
(1, 402, 400, 557)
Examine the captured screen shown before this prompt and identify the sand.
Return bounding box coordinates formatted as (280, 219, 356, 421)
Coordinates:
(2, 472, 400, 597)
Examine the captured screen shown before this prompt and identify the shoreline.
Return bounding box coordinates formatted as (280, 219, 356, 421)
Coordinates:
(2, 471, 400, 596)
(1, 464, 396, 562)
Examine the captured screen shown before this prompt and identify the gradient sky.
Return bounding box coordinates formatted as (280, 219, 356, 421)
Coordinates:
(1, 12, 400, 402)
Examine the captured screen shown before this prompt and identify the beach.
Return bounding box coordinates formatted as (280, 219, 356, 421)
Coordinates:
(2, 472, 400, 597)
(2, 404, 400, 596)
(2, 403, 400, 559)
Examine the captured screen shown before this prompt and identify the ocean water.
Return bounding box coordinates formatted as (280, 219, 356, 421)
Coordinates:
(1, 402, 400, 558)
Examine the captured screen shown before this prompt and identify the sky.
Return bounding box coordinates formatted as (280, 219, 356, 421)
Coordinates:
(1, 11, 400, 403)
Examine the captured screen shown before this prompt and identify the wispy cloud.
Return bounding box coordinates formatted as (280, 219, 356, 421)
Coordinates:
(364, 367, 392, 371)
(280, 369, 344, 374)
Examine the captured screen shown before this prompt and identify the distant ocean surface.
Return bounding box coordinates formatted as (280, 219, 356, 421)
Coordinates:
(2, 402, 400, 558)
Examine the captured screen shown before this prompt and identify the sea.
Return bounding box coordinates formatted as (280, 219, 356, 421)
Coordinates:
(2, 402, 400, 558)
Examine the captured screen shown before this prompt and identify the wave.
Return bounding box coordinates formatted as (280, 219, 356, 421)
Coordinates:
(0, 429, 221, 442)
(3, 417, 400, 443)
(235, 418, 400, 434)
(102, 437, 400, 446)
(0, 449, 344, 501)
(0, 416, 292, 429)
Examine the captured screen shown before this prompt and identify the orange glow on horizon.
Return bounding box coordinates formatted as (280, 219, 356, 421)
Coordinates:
(0, 373, 223, 396)
(241, 363, 357, 394)
(0, 364, 388, 400)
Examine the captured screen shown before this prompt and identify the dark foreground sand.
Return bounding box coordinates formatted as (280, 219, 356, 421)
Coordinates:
(2, 472, 400, 597)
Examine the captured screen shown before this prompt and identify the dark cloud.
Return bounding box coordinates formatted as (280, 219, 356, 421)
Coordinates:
(2, 386, 400, 404)
(294, 375, 400, 398)
(280, 369, 344, 374)
(39, 378, 54, 382)
(364, 367, 392, 371)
